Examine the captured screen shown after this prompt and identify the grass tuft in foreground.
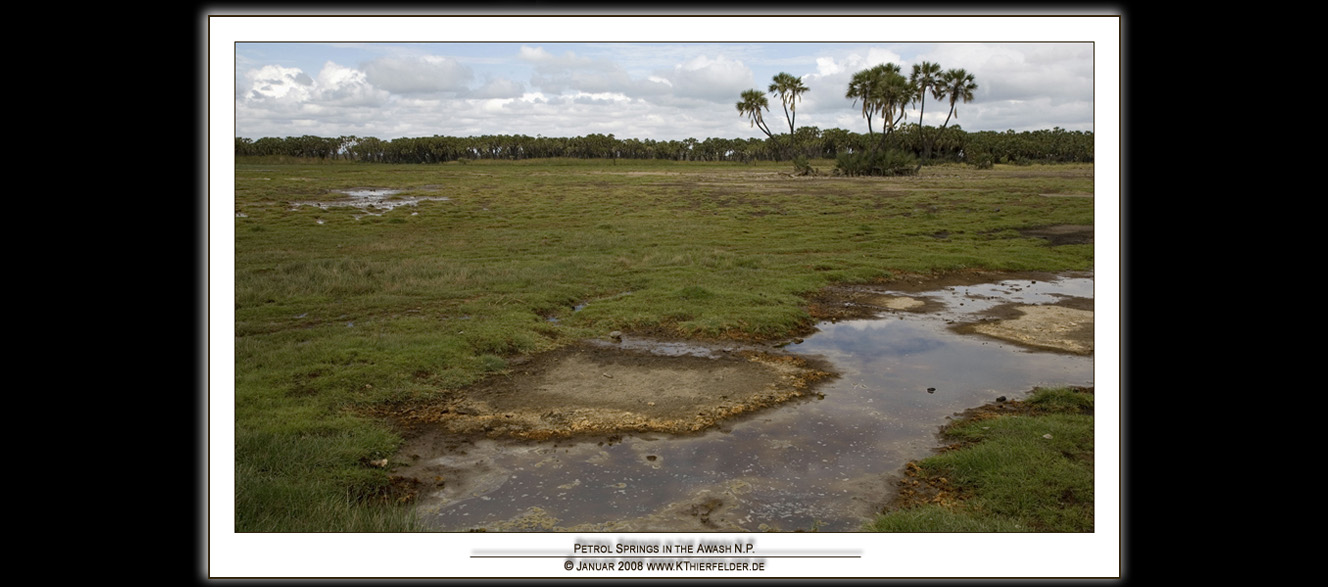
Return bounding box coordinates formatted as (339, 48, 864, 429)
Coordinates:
(864, 387, 1094, 532)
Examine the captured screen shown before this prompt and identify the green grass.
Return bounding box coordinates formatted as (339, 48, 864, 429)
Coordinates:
(232, 158, 1094, 531)
(864, 387, 1095, 532)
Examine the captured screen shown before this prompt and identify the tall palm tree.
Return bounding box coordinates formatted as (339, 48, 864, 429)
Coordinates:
(846, 67, 881, 138)
(936, 68, 978, 132)
(844, 64, 913, 155)
(910, 61, 943, 162)
(736, 89, 776, 141)
(878, 65, 912, 138)
(768, 72, 810, 137)
(844, 68, 876, 138)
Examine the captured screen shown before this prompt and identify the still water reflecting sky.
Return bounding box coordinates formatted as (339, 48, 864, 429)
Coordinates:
(415, 275, 1094, 532)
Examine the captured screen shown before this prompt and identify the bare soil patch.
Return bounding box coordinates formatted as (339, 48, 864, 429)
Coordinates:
(379, 339, 836, 443)
(956, 304, 1094, 355)
(380, 339, 837, 515)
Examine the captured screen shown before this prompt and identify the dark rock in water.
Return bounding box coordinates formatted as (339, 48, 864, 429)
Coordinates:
(927, 387, 936, 393)
(996, 396, 1007, 402)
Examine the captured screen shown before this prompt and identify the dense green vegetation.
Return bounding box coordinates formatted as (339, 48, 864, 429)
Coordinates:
(234, 126, 1091, 166)
(864, 387, 1095, 532)
(232, 158, 1094, 532)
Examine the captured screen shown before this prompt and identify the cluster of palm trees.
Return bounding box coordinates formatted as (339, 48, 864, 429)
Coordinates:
(844, 60, 982, 161)
(737, 63, 977, 167)
(736, 72, 810, 159)
(845, 61, 977, 165)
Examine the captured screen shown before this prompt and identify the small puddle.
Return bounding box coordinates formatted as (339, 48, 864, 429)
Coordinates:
(407, 273, 1094, 532)
(291, 187, 450, 219)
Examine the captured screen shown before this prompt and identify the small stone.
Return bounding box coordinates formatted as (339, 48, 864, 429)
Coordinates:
(927, 387, 936, 393)
(996, 396, 1007, 402)
(1042, 434, 1053, 439)
(609, 330, 623, 341)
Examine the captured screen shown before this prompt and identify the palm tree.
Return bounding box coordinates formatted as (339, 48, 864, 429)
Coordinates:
(876, 65, 912, 140)
(910, 61, 943, 163)
(768, 72, 810, 137)
(736, 89, 776, 141)
(846, 64, 910, 152)
(936, 68, 978, 132)
(846, 67, 880, 139)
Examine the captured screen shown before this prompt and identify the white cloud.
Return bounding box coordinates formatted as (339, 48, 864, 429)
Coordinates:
(466, 77, 526, 99)
(314, 62, 389, 106)
(238, 61, 393, 137)
(659, 55, 754, 103)
(240, 62, 387, 117)
(815, 57, 842, 77)
(361, 55, 473, 94)
(518, 45, 594, 68)
(569, 91, 633, 104)
(244, 65, 316, 103)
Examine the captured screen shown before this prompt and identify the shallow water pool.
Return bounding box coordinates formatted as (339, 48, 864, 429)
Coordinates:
(411, 274, 1094, 532)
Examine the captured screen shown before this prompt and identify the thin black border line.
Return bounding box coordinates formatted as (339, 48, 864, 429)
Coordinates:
(472, 555, 861, 559)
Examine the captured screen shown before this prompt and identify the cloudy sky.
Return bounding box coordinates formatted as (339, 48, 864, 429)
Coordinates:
(233, 37, 1098, 142)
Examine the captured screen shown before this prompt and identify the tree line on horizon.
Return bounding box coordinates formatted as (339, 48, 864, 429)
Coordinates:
(234, 125, 1092, 166)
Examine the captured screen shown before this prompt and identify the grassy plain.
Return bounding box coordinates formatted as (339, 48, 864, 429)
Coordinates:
(232, 158, 1094, 532)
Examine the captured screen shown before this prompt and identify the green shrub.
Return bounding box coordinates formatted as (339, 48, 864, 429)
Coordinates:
(969, 151, 994, 169)
(834, 149, 918, 177)
(792, 156, 817, 176)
